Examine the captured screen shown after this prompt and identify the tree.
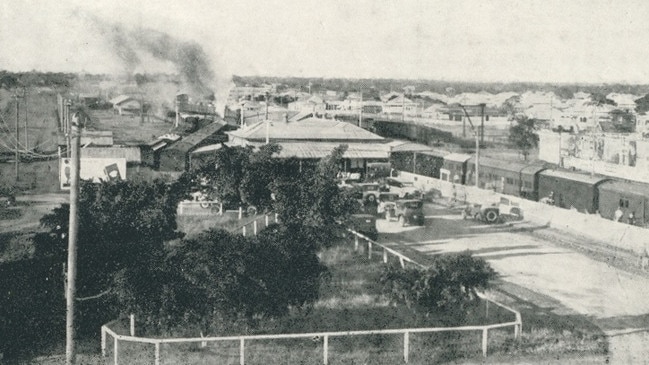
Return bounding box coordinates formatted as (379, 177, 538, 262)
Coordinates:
(609, 109, 636, 133)
(635, 94, 649, 115)
(380, 251, 497, 323)
(508, 115, 539, 160)
(34, 179, 187, 321)
(271, 145, 358, 247)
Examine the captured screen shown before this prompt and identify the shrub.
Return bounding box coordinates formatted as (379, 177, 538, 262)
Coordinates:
(380, 251, 496, 323)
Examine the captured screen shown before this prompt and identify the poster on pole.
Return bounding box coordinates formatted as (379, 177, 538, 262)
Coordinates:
(60, 158, 127, 190)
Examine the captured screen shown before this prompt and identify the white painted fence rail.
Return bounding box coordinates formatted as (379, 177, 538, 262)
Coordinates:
(101, 230, 522, 365)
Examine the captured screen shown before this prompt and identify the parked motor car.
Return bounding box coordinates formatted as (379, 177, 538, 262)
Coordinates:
(377, 192, 399, 218)
(385, 178, 420, 199)
(388, 199, 425, 226)
(462, 202, 500, 224)
(348, 213, 378, 241)
(353, 182, 384, 204)
(498, 197, 523, 218)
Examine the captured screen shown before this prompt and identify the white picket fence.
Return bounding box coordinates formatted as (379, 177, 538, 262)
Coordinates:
(101, 230, 522, 365)
(235, 212, 279, 236)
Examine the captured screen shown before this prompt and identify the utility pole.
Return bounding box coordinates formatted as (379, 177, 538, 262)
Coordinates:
(265, 92, 269, 120)
(65, 110, 81, 365)
(14, 94, 20, 181)
(65, 101, 72, 158)
(401, 93, 405, 123)
(460, 104, 480, 188)
(24, 88, 28, 150)
(480, 103, 486, 145)
(359, 87, 363, 127)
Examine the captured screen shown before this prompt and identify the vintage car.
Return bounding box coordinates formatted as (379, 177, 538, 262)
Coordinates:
(461, 202, 500, 223)
(377, 192, 400, 218)
(461, 197, 523, 224)
(385, 178, 420, 199)
(387, 199, 425, 226)
(348, 213, 378, 241)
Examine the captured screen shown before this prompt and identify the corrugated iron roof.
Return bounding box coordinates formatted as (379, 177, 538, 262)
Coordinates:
(388, 141, 434, 153)
(274, 142, 389, 159)
(228, 118, 383, 142)
(166, 121, 227, 153)
(468, 156, 531, 171)
(444, 153, 472, 162)
(539, 169, 610, 185)
(599, 179, 649, 196)
(80, 146, 142, 163)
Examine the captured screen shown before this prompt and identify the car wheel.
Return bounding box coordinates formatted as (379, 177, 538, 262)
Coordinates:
(247, 206, 258, 216)
(398, 215, 405, 227)
(367, 195, 376, 203)
(484, 210, 499, 223)
(200, 202, 211, 209)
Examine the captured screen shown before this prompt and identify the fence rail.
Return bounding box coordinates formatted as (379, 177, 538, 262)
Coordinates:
(101, 230, 522, 365)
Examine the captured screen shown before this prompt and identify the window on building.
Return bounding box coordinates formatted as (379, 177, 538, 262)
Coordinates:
(619, 198, 629, 208)
(506, 177, 514, 185)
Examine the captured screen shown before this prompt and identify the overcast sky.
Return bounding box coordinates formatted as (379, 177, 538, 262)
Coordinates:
(2, 0, 649, 84)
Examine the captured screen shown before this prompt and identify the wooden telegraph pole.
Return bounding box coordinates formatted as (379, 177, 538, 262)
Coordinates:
(14, 94, 20, 181)
(65, 108, 81, 365)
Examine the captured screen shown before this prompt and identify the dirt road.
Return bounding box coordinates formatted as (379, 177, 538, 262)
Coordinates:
(377, 203, 649, 364)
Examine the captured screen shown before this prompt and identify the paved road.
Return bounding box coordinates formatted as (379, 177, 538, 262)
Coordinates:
(377, 203, 649, 364)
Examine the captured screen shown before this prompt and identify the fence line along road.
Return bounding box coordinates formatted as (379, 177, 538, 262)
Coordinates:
(101, 229, 522, 365)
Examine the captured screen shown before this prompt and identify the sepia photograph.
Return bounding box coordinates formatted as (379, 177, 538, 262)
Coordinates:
(1, 0, 649, 363)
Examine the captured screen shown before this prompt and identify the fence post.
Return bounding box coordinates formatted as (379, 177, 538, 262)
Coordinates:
(101, 326, 106, 357)
(114, 336, 119, 365)
(240, 338, 245, 365)
(323, 335, 329, 365)
(265, 214, 269, 227)
(515, 312, 522, 339)
(399, 256, 405, 268)
(238, 206, 243, 220)
(130, 314, 135, 336)
(403, 331, 409, 363)
(367, 240, 372, 259)
(275, 213, 278, 223)
(154, 342, 161, 365)
(253, 220, 258, 235)
(482, 328, 488, 357)
(354, 235, 359, 252)
(485, 300, 489, 319)
(383, 247, 388, 263)
(242, 225, 246, 236)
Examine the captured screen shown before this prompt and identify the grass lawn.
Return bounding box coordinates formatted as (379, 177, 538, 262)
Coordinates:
(98, 241, 606, 365)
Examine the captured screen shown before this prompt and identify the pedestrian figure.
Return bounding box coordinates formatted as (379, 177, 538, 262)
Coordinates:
(614, 206, 624, 222)
(628, 211, 636, 225)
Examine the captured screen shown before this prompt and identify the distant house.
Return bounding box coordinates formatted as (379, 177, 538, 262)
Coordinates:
(157, 121, 229, 171)
(218, 117, 390, 177)
(383, 95, 419, 116)
(109, 95, 141, 116)
(287, 95, 326, 113)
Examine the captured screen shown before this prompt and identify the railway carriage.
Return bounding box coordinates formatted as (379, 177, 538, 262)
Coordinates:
(598, 179, 649, 226)
(538, 170, 610, 213)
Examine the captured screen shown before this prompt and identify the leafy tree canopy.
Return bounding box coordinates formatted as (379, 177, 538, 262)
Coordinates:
(508, 116, 539, 160)
(381, 251, 497, 323)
